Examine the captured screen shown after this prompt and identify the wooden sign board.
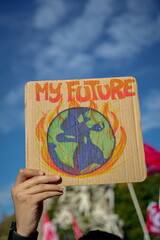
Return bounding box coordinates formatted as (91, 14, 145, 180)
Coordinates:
(25, 77, 147, 186)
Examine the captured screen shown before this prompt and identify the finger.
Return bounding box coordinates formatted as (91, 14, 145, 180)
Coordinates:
(15, 168, 45, 185)
(19, 175, 61, 189)
(33, 190, 64, 203)
(26, 184, 64, 195)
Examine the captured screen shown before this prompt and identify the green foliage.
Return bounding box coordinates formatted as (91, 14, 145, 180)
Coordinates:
(115, 174, 160, 240)
(57, 225, 76, 240)
(0, 214, 15, 240)
(47, 197, 59, 220)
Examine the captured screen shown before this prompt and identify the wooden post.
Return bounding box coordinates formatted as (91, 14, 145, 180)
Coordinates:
(127, 183, 151, 240)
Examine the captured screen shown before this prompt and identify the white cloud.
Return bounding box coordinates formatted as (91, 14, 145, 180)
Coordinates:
(95, 6, 160, 59)
(142, 112, 160, 132)
(143, 90, 160, 111)
(3, 85, 24, 106)
(0, 85, 24, 134)
(29, 0, 160, 80)
(142, 90, 160, 132)
(32, 0, 116, 79)
(50, 0, 114, 50)
(34, 0, 67, 29)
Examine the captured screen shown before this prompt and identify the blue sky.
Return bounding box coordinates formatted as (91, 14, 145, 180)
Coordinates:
(0, 0, 160, 218)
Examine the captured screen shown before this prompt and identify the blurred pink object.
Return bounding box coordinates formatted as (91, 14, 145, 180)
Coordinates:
(69, 211, 83, 239)
(42, 213, 59, 240)
(146, 202, 160, 235)
(144, 143, 160, 175)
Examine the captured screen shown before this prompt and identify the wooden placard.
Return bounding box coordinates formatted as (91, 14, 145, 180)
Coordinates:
(25, 77, 147, 186)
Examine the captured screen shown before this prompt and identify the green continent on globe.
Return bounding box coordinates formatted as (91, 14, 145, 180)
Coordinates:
(47, 107, 116, 175)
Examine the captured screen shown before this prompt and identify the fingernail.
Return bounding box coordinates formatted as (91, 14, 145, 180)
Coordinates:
(53, 175, 60, 180)
(39, 171, 45, 175)
(59, 186, 64, 191)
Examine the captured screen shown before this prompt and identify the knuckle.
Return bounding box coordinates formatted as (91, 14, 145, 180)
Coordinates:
(15, 191, 33, 204)
(15, 191, 24, 201)
(14, 190, 26, 202)
(19, 168, 25, 174)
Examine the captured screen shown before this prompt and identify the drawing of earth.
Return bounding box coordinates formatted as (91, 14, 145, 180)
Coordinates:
(47, 107, 116, 175)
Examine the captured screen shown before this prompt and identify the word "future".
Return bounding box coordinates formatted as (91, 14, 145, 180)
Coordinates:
(36, 78, 136, 103)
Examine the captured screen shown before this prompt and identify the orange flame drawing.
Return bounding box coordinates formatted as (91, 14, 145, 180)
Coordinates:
(35, 100, 127, 177)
